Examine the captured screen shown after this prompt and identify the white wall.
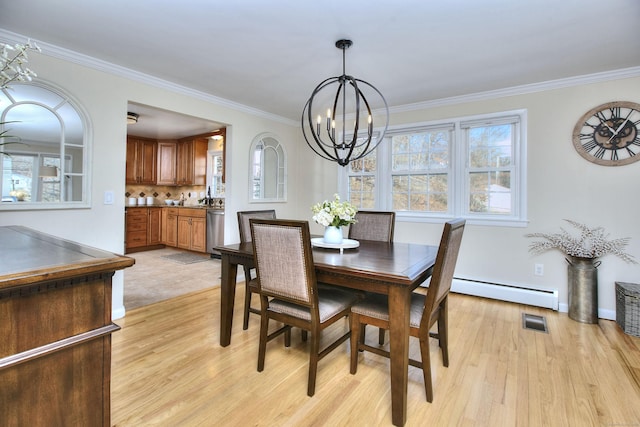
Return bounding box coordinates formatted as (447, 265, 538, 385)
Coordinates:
(2, 45, 638, 321)
(0, 51, 299, 319)
(303, 76, 640, 319)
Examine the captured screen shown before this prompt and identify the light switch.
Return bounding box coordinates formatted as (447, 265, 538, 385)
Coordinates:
(104, 191, 114, 205)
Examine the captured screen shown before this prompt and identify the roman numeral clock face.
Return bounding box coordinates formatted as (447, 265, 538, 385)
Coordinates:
(572, 101, 640, 166)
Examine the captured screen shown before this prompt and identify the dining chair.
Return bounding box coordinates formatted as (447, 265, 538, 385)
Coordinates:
(348, 210, 395, 242)
(237, 209, 276, 330)
(348, 210, 395, 344)
(250, 218, 360, 397)
(349, 218, 465, 403)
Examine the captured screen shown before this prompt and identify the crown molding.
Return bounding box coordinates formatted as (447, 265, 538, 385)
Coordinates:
(0, 29, 297, 127)
(390, 66, 640, 114)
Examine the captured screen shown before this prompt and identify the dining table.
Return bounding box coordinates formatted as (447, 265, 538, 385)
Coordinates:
(216, 238, 438, 426)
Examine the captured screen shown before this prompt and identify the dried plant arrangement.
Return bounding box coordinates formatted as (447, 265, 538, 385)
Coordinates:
(526, 219, 637, 263)
(1, 39, 40, 155)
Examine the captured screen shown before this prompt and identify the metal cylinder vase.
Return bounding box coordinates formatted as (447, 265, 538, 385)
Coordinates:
(567, 256, 600, 324)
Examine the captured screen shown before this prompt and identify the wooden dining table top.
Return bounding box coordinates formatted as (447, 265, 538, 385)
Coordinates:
(217, 239, 438, 292)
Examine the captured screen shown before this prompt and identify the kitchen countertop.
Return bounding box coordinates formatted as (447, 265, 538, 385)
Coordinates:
(125, 205, 224, 210)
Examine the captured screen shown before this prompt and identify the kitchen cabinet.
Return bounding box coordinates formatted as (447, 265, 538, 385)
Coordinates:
(125, 207, 163, 253)
(175, 208, 207, 252)
(176, 137, 208, 185)
(126, 136, 157, 184)
(156, 141, 178, 185)
(148, 207, 162, 245)
(125, 207, 147, 251)
(162, 208, 178, 246)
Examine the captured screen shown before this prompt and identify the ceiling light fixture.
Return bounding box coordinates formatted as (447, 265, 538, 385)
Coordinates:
(127, 112, 139, 124)
(301, 39, 389, 167)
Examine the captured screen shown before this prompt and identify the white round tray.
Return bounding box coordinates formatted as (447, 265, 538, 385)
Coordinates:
(311, 238, 359, 254)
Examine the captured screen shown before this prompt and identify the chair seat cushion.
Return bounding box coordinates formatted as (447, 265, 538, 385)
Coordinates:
(351, 292, 426, 328)
(269, 286, 360, 323)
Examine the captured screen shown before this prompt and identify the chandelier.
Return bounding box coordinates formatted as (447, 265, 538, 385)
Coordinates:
(301, 39, 389, 167)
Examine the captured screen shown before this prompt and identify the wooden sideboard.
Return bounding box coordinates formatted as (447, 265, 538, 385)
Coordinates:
(0, 226, 134, 426)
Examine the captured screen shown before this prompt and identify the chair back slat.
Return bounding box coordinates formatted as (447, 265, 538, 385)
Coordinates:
(348, 211, 395, 242)
(237, 210, 276, 243)
(421, 218, 465, 327)
(250, 219, 316, 307)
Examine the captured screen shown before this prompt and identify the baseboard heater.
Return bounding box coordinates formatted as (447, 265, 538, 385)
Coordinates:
(451, 277, 559, 311)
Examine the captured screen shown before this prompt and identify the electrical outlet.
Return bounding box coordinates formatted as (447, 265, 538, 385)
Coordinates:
(534, 263, 544, 276)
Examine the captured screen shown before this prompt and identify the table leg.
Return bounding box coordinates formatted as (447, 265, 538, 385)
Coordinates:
(219, 254, 238, 347)
(388, 286, 410, 426)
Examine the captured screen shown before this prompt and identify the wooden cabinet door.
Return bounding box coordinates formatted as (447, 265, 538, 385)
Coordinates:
(176, 140, 193, 185)
(157, 142, 177, 185)
(190, 217, 207, 252)
(176, 141, 193, 185)
(163, 210, 178, 246)
(125, 138, 139, 184)
(126, 137, 157, 184)
(139, 140, 157, 184)
(176, 138, 208, 185)
(177, 216, 192, 249)
(147, 208, 162, 245)
(173, 211, 206, 252)
(192, 137, 208, 185)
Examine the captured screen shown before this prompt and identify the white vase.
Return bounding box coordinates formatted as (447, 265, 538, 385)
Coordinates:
(323, 226, 343, 244)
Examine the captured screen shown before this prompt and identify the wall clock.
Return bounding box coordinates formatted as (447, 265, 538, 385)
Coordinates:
(572, 101, 640, 166)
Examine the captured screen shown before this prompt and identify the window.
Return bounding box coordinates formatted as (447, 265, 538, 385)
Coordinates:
(341, 110, 527, 225)
(347, 148, 376, 209)
(391, 126, 452, 213)
(0, 82, 90, 209)
(249, 133, 286, 202)
(210, 151, 225, 197)
(1, 153, 71, 202)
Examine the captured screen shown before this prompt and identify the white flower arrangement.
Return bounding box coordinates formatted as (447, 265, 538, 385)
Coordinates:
(1, 39, 40, 155)
(311, 194, 358, 227)
(526, 219, 636, 263)
(1, 39, 40, 89)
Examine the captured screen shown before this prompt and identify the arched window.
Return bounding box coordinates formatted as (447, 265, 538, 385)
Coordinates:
(0, 82, 90, 208)
(249, 133, 286, 202)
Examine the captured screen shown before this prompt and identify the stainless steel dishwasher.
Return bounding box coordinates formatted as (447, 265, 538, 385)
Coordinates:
(206, 209, 225, 258)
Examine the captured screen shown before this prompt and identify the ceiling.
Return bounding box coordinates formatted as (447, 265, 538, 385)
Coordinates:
(125, 102, 224, 139)
(1, 0, 639, 137)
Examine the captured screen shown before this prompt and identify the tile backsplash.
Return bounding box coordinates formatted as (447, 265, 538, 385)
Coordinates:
(125, 185, 224, 208)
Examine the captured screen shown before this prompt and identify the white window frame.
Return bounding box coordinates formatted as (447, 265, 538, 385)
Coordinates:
(0, 81, 91, 210)
(339, 109, 528, 227)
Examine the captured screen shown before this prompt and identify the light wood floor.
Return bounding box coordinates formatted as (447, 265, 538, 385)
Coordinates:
(111, 285, 640, 426)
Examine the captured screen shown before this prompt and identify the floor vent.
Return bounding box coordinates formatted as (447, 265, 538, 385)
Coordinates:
(522, 313, 548, 333)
